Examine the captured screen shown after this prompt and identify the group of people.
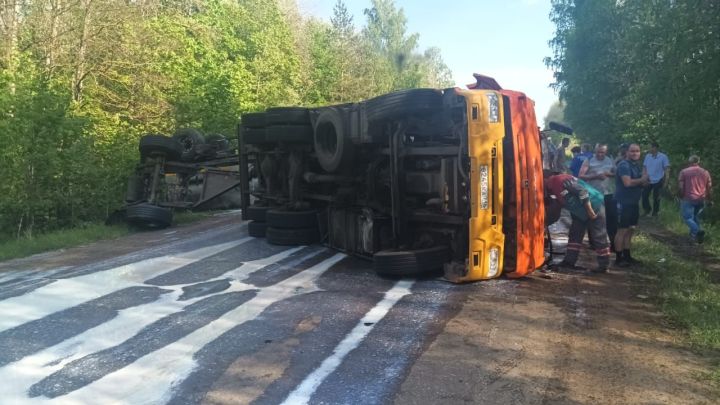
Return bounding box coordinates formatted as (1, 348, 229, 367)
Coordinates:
(545, 139, 712, 273)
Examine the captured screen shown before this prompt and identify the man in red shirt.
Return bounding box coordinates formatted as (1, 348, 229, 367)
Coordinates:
(678, 155, 713, 243)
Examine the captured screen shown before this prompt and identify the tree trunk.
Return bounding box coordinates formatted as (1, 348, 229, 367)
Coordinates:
(73, 0, 92, 102)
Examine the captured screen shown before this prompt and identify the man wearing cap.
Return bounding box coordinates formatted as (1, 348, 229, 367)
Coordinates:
(642, 142, 670, 217)
(678, 155, 712, 243)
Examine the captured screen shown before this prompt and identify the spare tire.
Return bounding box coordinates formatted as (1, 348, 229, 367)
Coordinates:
(172, 128, 205, 162)
(126, 203, 173, 229)
(139, 135, 183, 161)
(365, 89, 443, 123)
(266, 227, 320, 246)
(241, 112, 266, 129)
(205, 133, 230, 151)
(373, 245, 449, 277)
(314, 108, 353, 173)
(266, 209, 319, 229)
(266, 107, 310, 126)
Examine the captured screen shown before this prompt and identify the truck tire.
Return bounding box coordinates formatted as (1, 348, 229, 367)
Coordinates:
(241, 112, 266, 129)
(248, 221, 267, 237)
(244, 205, 272, 221)
(266, 107, 310, 126)
(373, 245, 449, 277)
(314, 108, 353, 173)
(266, 226, 320, 246)
(266, 125, 313, 143)
(365, 89, 443, 123)
(266, 209, 319, 229)
(172, 128, 205, 162)
(139, 135, 183, 161)
(243, 128, 266, 144)
(126, 203, 173, 229)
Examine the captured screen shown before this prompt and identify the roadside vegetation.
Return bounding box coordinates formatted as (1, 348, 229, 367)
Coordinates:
(0, 223, 129, 262)
(633, 232, 720, 383)
(545, 0, 720, 381)
(0, 210, 214, 262)
(0, 0, 452, 241)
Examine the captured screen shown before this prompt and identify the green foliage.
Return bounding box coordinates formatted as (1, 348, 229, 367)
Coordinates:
(546, 0, 720, 213)
(0, 0, 452, 240)
(632, 234, 720, 382)
(0, 223, 129, 262)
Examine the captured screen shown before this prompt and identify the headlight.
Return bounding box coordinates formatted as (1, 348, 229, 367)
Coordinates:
(486, 93, 499, 123)
(488, 247, 500, 277)
(479, 165, 489, 210)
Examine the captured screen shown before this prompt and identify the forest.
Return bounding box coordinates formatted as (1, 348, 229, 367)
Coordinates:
(545, 0, 719, 210)
(0, 0, 453, 239)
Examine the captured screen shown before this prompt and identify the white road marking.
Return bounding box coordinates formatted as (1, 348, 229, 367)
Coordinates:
(0, 248, 335, 404)
(0, 239, 250, 333)
(281, 279, 414, 405)
(50, 253, 347, 405)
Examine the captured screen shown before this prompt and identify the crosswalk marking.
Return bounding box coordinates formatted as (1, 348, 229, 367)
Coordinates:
(0, 239, 251, 333)
(38, 253, 347, 405)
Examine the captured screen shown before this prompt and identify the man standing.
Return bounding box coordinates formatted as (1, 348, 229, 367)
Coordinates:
(579, 144, 617, 253)
(546, 174, 611, 273)
(615, 143, 649, 266)
(554, 137, 570, 173)
(642, 141, 670, 216)
(678, 155, 712, 243)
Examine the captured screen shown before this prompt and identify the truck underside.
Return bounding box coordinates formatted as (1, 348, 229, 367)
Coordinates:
(240, 78, 545, 282)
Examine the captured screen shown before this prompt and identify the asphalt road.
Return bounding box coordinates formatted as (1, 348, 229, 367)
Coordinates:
(0, 212, 464, 405)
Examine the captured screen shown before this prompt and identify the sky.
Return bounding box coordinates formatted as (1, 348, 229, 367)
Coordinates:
(297, 0, 559, 121)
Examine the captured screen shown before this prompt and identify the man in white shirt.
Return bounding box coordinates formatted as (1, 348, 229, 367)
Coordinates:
(579, 144, 617, 254)
(642, 141, 670, 217)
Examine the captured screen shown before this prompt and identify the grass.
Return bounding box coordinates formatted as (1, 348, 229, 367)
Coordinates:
(632, 200, 720, 383)
(0, 209, 217, 262)
(0, 223, 130, 262)
(655, 198, 720, 256)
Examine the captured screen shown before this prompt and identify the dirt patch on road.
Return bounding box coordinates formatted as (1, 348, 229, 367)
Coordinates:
(396, 266, 718, 404)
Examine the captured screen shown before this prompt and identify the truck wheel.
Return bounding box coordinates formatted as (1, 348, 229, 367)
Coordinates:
(266, 209, 319, 229)
(126, 203, 173, 229)
(244, 205, 272, 221)
(365, 89, 443, 123)
(266, 107, 310, 126)
(243, 128, 266, 144)
(248, 221, 267, 237)
(314, 108, 353, 173)
(266, 125, 313, 143)
(241, 112, 266, 128)
(266, 227, 320, 246)
(373, 245, 449, 277)
(139, 135, 183, 161)
(172, 128, 205, 162)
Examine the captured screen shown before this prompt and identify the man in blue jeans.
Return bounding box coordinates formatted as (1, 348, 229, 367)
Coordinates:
(678, 155, 712, 243)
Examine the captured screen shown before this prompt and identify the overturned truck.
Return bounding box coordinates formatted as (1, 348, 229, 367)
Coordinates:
(239, 74, 546, 282)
